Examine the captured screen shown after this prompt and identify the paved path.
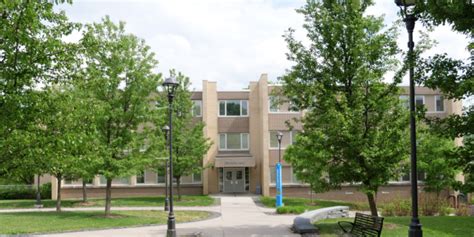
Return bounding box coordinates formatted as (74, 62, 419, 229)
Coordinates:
(35, 196, 299, 237)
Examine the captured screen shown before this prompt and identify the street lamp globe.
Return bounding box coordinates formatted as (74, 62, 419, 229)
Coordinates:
(162, 76, 179, 98)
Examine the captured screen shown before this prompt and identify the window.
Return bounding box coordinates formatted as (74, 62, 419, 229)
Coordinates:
(192, 172, 202, 183)
(157, 171, 165, 184)
(219, 100, 248, 116)
(399, 95, 409, 109)
(219, 133, 249, 150)
(269, 131, 297, 149)
(137, 171, 145, 184)
(270, 166, 302, 184)
(269, 96, 279, 112)
(415, 95, 425, 107)
(192, 100, 202, 117)
(100, 176, 130, 185)
(435, 95, 444, 112)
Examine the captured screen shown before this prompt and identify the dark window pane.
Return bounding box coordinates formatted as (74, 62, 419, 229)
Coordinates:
(226, 100, 241, 116)
(219, 101, 226, 116)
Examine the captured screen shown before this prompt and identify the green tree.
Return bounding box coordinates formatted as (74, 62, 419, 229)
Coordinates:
(417, 126, 458, 197)
(159, 72, 211, 201)
(79, 17, 163, 217)
(27, 86, 104, 212)
(281, 0, 409, 216)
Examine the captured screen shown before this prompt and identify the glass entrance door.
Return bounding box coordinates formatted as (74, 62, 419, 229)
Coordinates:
(223, 168, 245, 193)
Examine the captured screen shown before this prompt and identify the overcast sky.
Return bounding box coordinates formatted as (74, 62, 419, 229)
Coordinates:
(59, 0, 471, 92)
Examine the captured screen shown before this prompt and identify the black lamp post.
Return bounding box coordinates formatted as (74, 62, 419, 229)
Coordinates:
(277, 132, 283, 163)
(395, 0, 422, 236)
(162, 125, 170, 212)
(163, 76, 179, 237)
(35, 175, 42, 208)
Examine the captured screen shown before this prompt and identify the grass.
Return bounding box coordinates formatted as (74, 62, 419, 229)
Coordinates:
(0, 195, 215, 209)
(316, 216, 474, 237)
(259, 196, 367, 214)
(0, 210, 211, 234)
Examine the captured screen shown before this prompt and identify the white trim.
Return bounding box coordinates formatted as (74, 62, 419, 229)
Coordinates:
(218, 133, 250, 151)
(218, 100, 249, 117)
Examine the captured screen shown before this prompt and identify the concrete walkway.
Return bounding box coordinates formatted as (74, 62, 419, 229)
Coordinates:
(34, 196, 299, 237)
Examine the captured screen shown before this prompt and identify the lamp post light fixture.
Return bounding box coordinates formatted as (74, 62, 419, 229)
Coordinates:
(395, 1, 422, 236)
(163, 76, 179, 237)
(275, 131, 284, 208)
(162, 125, 170, 212)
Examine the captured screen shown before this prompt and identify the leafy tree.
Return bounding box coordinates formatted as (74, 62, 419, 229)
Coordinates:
(0, 0, 79, 202)
(26, 86, 104, 212)
(158, 71, 211, 201)
(79, 16, 163, 217)
(281, 0, 409, 216)
(417, 126, 458, 197)
(411, 0, 473, 194)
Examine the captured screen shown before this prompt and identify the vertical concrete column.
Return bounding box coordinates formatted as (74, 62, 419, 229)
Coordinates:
(450, 99, 465, 184)
(258, 74, 270, 196)
(249, 82, 259, 193)
(51, 176, 58, 201)
(93, 175, 101, 186)
(130, 176, 137, 186)
(202, 80, 218, 194)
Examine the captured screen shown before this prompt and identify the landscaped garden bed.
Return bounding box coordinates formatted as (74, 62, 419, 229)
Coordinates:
(259, 197, 368, 214)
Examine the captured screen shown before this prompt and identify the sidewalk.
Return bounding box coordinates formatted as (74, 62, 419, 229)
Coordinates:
(35, 196, 299, 237)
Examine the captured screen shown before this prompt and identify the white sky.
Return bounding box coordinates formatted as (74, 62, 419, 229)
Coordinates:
(59, 0, 471, 91)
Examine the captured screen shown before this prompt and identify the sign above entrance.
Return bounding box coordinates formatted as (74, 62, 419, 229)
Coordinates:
(215, 157, 255, 167)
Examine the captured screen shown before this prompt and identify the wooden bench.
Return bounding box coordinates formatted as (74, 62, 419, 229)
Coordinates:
(338, 212, 384, 237)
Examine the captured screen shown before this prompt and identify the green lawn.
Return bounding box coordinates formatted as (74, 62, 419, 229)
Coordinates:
(316, 216, 474, 237)
(0, 195, 215, 209)
(259, 197, 367, 214)
(0, 210, 211, 234)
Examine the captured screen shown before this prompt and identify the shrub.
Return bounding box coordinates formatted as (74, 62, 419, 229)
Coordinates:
(0, 185, 36, 199)
(0, 183, 51, 200)
(420, 194, 451, 216)
(276, 206, 307, 214)
(381, 198, 411, 216)
(455, 204, 471, 216)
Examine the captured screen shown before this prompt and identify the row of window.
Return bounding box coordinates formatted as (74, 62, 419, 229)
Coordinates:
(64, 172, 202, 186)
(399, 95, 444, 112)
(191, 94, 446, 118)
(217, 131, 297, 151)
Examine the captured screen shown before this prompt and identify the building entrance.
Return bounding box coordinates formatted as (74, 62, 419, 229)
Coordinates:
(223, 167, 246, 193)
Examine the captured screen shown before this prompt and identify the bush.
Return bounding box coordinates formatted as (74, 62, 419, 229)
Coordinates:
(0, 185, 36, 199)
(276, 206, 307, 214)
(455, 204, 471, 216)
(0, 183, 51, 200)
(420, 194, 451, 216)
(381, 198, 411, 216)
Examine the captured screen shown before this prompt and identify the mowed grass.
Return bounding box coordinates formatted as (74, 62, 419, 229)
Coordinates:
(316, 216, 474, 237)
(259, 196, 367, 214)
(0, 210, 211, 234)
(0, 195, 215, 209)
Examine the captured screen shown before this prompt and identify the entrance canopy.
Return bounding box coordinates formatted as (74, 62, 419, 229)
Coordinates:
(214, 153, 255, 168)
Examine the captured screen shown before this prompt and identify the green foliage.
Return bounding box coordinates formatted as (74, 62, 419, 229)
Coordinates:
(417, 126, 458, 194)
(40, 183, 52, 200)
(381, 198, 411, 217)
(157, 71, 211, 199)
(260, 196, 368, 214)
(281, 0, 408, 216)
(0, 0, 80, 182)
(414, 1, 474, 35)
(78, 16, 163, 215)
(0, 183, 50, 200)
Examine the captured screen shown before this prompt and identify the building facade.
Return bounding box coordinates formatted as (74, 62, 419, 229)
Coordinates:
(49, 74, 462, 202)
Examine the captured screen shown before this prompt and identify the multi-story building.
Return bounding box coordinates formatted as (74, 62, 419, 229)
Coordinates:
(48, 74, 462, 202)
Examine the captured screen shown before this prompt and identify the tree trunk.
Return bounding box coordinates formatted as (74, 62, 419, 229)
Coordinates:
(82, 180, 88, 203)
(367, 193, 378, 217)
(177, 177, 181, 201)
(105, 178, 112, 217)
(56, 175, 62, 212)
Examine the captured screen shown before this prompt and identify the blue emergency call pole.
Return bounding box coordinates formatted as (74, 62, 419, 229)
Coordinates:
(275, 132, 284, 207)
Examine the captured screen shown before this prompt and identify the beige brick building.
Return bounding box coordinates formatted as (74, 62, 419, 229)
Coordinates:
(49, 74, 462, 202)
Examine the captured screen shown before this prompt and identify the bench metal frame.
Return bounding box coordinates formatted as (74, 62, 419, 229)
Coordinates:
(338, 212, 384, 237)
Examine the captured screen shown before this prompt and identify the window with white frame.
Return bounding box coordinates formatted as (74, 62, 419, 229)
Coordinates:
(435, 95, 444, 112)
(192, 171, 202, 183)
(270, 166, 301, 184)
(192, 100, 202, 117)
(219, 100, 248, 116)
(269, 130, 297, 149)
(269, 96, 279, 112)
(136, 171, 145, 184)
(219, 133, 249, 150)
(399, 95, 409, 109)
(415, 95, 425, 107)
